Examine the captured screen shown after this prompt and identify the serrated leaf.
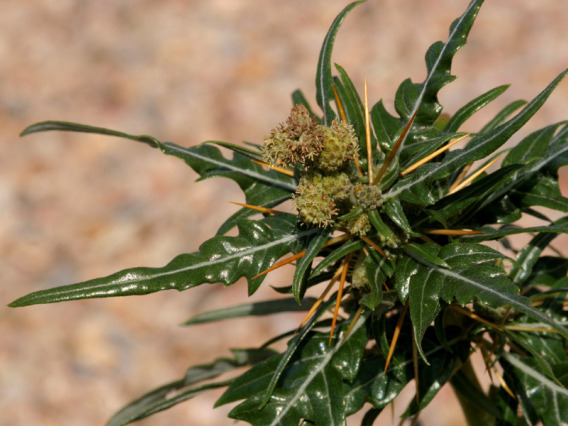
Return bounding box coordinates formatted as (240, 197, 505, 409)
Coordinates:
(393, 0, 484, 156)
(444, 84, 510, 133)
(384, 199, 414, 235)
(386, 69, 568, 205)
(502, 353, 568, 426)
(371, 100, 401, 152)
(9, 216, 317, 306)
(406, 243, 568, 360)
(509, 216, 568, 285)
(108, 348, 276, 426)
(218, 315, 368, 425)
(316, 1, 366, 125)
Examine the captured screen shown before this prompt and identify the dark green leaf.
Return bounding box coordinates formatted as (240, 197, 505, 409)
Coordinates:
(310, 239, 364, 279)
(108, 348, 276, 426)
(20, 120, 160, 147)
(9, 216, 316, 306)
(293, 228, 331, 302)
(444, 84, 509, 133)
(316, 1, 366, 125)
(502, 353, 568, 426)
(479, 100, 527, 134)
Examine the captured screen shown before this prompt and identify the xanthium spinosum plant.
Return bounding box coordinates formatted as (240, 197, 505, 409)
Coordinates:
(9, 0, 568, 425)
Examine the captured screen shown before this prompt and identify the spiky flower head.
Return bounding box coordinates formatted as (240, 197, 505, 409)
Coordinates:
(315, 120, 359, 172)
(263, 105, 323, 168)
(353, 183, 382, 210)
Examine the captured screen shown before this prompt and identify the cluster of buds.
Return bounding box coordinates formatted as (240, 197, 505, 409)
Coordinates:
(263, 105, 381, 233)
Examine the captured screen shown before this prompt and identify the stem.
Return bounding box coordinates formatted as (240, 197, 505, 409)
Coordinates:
(451, 357, 495, 426)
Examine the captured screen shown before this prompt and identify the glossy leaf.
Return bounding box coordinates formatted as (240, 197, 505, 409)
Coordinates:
(9, 216, 316, 306)
(218, 315, 368, 425)
(108, 348, 276, 426)
(502, 353, 568, 426)
(316, 1, 366, 125)
(444, 84, 509, 133)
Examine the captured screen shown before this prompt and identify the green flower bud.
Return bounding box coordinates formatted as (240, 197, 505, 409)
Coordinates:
(294, 174, 338, 227)
(353, 183, 382, 210)
(351, 259, 370, 290)
(315, 120, 359, 172)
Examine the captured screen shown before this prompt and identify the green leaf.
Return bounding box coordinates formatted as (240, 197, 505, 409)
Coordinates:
(478, 100, 527, 134)
(386, 69, 568, 205)
(292, 89, 320, 119)
(444, 84, 509, 133)
(509, 216, 568, 285)
(309, 238, 364, 279)
(9, 216, 316, 306)
(393, 0, 484, 155)
(384, 199, 415, 235)
(406, 243, 568, 360)
(293, 229, 331, 302)
(20, 120, 161, 147)
(334, 64, 378, 164)
(218, 314, 368, 425)
(316, 1, 366, 125)
(502, 353, 568, 426)
(108, 348, 276, 426)
(182, 297, 316, 326)
(371, 100, 401, 152)
(402, 242, 451, 269)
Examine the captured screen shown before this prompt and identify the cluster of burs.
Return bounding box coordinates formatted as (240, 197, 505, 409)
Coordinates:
(263, 105, 382, 236)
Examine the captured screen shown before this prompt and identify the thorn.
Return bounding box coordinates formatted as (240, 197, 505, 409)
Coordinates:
(384, 301, 409, 373)
(332, 84, 348, 123)
(424, 229, 484, 236)
(364, 78, 374, 185)
(252, 234, 351, 280)
(400, 133, 470, 177)
(447, 154, 503, 195)
(329, 253, 353, 346)
(493, 368, 516, 399)
(230, 202, 286, 216)
(341, 306, 365, 344)
(449, 305, 504, 332)
(375, 110, 417, 184)
(505, 325, 558, 333)
(252, 159, 295, 177)
(297, 268, 343, 330)
(359, 235, 389, 259)
(448, 162, 473, 192)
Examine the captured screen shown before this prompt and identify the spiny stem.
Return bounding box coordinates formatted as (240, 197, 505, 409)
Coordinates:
(447, 154, 503, 195)
(230, 202, 286, 215)
(448, 162, 473, 192)
(424, 229, 484, 236)
(364, 78, 373, 184)
(341, 305, 364, 344)
(329, 253, 353, 346)
(400, 133, 470, 177)
(297, 268, 343, 330)
(384, 301, 409, 373)
(375, 111, 417, 184)
(359, 235, 389, 259)
(332, 84, 348, 123)
(252, 159, 295, 177)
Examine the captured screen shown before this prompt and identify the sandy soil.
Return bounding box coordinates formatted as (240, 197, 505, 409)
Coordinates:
(2, 1, 567, 425)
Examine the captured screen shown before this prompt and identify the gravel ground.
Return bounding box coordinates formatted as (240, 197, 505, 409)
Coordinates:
(2, 1, 567, 425)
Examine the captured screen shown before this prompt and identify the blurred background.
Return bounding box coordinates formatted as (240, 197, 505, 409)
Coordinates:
(2, 1, 567, 425)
